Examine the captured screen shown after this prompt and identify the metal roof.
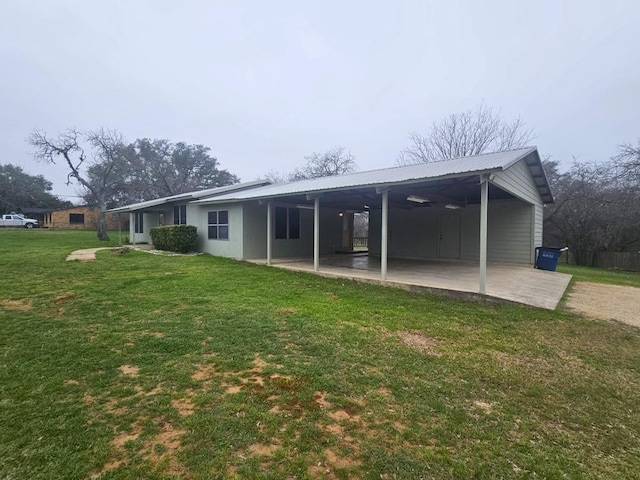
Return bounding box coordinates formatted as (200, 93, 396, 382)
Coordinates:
(193, 147, 552, 204)
(108, 180, 271, 212)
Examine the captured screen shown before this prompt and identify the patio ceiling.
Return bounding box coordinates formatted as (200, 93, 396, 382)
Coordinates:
(271, 174, 517, 211)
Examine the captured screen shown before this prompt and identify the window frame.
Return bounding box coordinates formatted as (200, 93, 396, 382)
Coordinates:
(173, 205, 187, 225)
(275, 207, 300, 240)
(134, 212, 144, 234)
(69, 213, 85, 225)
(207, 210, 229, 240)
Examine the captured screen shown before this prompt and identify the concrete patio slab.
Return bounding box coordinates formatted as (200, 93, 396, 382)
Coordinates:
(249, 255, 572, 310)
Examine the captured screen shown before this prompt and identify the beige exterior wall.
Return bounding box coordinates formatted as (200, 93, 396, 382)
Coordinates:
(45, 206, 122, 230)
(369, 198, 534, 264)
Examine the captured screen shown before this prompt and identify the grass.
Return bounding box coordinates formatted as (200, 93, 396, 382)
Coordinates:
(557, 263, 640, 288)
(1, 229, 639, 479)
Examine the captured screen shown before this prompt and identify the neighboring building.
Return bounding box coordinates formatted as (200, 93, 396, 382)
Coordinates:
(110, 147, 553, 294)
(43, 206, 123, 230)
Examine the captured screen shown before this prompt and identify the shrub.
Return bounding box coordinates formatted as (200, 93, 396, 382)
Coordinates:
(150, 225, 198, 253)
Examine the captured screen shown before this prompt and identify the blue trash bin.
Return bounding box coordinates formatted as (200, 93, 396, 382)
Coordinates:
(534, 247, 567, 271)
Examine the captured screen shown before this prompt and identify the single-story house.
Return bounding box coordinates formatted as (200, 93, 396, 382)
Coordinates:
(43, 206, 122, 230)
(110, 147, 555, 298)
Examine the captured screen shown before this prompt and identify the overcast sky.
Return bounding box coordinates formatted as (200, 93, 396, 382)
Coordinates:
(1, 0, 638, 201)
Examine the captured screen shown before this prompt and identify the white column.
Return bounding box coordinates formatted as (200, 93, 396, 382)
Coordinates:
(130, 212, 136, 245)
(314, 197, 320, 271)
(266, 201, 273, 265)
(479, 176, 488, 294)
(381, 189, 388, 281)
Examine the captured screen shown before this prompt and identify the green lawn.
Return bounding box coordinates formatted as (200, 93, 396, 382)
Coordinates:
(558, 263, 640, 288)
(1, 230, 639, 479)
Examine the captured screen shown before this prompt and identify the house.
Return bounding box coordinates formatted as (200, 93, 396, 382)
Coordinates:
(43, 206, 122, 230)
(110, 147, 568, 308)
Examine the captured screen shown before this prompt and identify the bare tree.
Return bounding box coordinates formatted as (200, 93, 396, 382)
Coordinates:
(261, 169, 289, 184)
(543, 158, 640, 266)
(290, 146, 357, 180)
(613, 141, 640, 187)
(398, 104, 535, 164)
(28, 128, 126, 241)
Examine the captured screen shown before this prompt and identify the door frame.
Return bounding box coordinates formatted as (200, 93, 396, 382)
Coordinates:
(438, 213, 461, 259)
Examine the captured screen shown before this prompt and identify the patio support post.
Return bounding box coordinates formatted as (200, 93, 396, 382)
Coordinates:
(266, 201, 273, 266)
(118, 213, 122, 246)
(130, 213, 136, 245)
(479, 175, 488, 294)
(314, 197, 320, 271)
(381, 189, 388, 281)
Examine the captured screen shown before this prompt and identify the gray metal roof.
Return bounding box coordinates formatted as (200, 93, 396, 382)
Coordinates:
(193, 147, 551, 204)
(108, 180, 271, 212)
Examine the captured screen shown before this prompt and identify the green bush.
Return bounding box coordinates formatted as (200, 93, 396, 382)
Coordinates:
(150, 225, 198, 253)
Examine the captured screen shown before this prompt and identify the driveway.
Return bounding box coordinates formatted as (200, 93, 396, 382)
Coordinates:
(565, 281, 640, 327)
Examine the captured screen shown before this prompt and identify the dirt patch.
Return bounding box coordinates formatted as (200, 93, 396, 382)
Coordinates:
(252, 354, 268, 371)
(324, 448, 362, 469)
(565, 281, 640, 327)
(277, 307, 297, 314)
(112, 431, 140, 448)
(119, 365, 139, 377)
(473, 400, 495, 415)
(64, 379, 80, 386)
(192, 363, 216, 381)
(328, 410, 361, 422)
(398, 331, 440, 356)
(314, 391, 331, 409)
(248, 441, 280, 457)
(53, 294, 78, 304)
(0, 299, 32, 311)
(224, 384, 242, 394)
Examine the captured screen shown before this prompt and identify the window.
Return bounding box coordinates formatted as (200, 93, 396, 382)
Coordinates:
(69, 213, 85, 224)
(275, 207, 300, 239)
(173, 205, 187, 225)
(134, 212, 144, 234)
(208, 210, 229, 240)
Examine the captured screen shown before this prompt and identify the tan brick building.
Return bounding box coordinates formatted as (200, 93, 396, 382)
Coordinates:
(43, 206, 123, 230)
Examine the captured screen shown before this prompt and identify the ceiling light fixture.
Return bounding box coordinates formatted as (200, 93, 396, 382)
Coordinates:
(445, 204, 461, 210)
(406, 195, 430, 204)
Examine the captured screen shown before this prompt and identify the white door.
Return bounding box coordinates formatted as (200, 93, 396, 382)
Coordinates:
(439, 214, 461, 259)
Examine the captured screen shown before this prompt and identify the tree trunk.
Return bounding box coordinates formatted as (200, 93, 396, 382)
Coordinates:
(97, 205, 109, 241)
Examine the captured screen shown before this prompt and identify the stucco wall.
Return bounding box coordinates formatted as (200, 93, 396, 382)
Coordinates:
(193, 203, 244, 259)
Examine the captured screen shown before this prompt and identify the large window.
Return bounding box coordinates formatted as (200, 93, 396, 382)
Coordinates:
(134, 212, 144, 234)
(275, 207, 300, 240)
(208, 210, 229, 240)
(69, 213, 85, 224)
(173, 205, 187, 225)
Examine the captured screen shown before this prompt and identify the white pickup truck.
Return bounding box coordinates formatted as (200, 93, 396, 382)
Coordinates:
(0, 214, 39, 228)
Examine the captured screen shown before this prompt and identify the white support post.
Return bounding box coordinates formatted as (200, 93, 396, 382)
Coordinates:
(130, 212, 136, 245)
(313, 197, 320, 271)
(479, 176, 488, 294)
(381, 189, 388, 281)
(266, 201, 273, 265)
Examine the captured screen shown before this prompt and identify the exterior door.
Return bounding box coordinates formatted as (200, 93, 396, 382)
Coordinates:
(439, 214, 461, 259)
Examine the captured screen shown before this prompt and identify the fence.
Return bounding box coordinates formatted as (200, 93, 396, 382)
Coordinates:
(353, 236, 368, 248)
(593, 252, 640, 272)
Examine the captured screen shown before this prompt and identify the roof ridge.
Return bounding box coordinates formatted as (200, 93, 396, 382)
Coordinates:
(270, 146, 537, 185)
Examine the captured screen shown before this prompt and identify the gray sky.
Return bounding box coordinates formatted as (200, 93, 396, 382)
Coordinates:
(1, 0, 638, 201)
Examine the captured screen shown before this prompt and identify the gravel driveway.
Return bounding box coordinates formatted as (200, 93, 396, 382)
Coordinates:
(565, 281, 640, 327)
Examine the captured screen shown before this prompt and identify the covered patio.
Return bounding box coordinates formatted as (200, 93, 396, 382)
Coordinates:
(250, 255, 572, 310)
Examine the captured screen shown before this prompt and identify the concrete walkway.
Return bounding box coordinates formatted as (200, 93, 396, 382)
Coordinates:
(66, 245, 154, 262)
(249, 255, 572, 310)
